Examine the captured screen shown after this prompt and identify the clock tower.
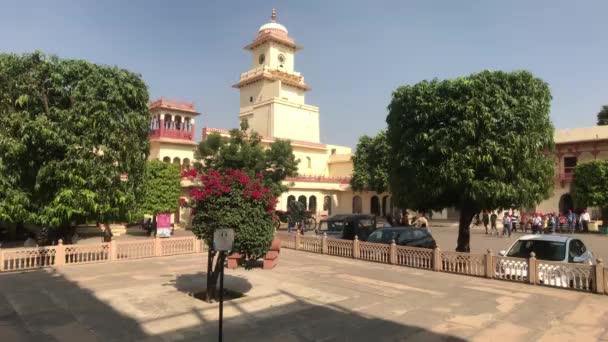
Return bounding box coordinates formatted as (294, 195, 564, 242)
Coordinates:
(233, 9, 320, 143)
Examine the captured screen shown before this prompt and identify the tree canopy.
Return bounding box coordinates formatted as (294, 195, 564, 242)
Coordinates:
(0, 52, 150, 231)
(571, 160, 608, 211)
(195, 121, 299, 196)
(350, 131, 389, 193)
(139, 160, 181, 217)
(597, 105, 608, 126)
(386, 70, 554, 252)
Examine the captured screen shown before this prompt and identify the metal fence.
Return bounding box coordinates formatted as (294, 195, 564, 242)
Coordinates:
(0, 236, 206, 272)
(276, 232, 608, 295)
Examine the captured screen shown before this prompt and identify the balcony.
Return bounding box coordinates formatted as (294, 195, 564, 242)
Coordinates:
(149, 128, 194, 141)
(286, 175, 351, 184)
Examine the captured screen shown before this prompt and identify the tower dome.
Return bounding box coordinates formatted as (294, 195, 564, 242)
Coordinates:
(258, 8, 288, 36)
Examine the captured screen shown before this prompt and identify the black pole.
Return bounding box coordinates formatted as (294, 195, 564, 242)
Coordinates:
(218, 251, 224, 342)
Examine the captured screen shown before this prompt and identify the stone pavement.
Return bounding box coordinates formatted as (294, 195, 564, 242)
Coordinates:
(1, 250, 608, 341)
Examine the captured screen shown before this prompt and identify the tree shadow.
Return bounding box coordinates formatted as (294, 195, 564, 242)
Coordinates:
(0, 266, 469, 341)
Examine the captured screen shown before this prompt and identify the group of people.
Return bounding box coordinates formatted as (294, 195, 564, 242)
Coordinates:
(480, 208, 592, 237)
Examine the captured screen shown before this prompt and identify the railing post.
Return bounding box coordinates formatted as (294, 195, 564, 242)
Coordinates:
(295, 233, 300, 250)
(433, 245, 441, 271)
(595, 258, 605, 294)
(528, 252, 537, 285)
(55, 239, 65, 266)
(322, 233, 327, 254)
(485, 249, 493, 278)
(154, 235, 162, 257)
(353, 236, 360, 259)
(389, 240, 397, 264)
(109, 239, 118, 261)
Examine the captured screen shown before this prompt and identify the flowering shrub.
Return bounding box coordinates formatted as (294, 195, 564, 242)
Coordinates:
(190, 169, 277, 259)
(181, 168, 198, 178)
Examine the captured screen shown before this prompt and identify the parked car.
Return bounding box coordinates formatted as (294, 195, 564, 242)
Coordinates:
(316, 214, 376, 241)
(366, 227, 436, 249)
(498, 235, 594, 287)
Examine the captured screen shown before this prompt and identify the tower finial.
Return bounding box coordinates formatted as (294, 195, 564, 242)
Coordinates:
(271, 8, 276, 21)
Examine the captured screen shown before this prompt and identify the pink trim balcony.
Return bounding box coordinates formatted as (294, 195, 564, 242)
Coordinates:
(286, 175, 351, 184)
(149, 128, 194, 141)
(149, 98, 199, 114)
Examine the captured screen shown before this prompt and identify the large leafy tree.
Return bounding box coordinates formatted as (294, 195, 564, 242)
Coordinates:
(350, 131, 389, 193)
(192, 120, 298, 301)
(571, 160, 608, 219)
(0, 52, 149, 238)
(386, 70, 554, 252)
(597, 105, 608, 126)
(139, 160, 181, 220)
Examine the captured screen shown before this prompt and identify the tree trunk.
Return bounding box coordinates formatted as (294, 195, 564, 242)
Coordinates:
(205, 251, 226, 303)
(456, 203, 476, 252)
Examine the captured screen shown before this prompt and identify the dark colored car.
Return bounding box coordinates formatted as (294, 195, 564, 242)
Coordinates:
(316, 214, 377, 241)
(366, 227, 436, 249)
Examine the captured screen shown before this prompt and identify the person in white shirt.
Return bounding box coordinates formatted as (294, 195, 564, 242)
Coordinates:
(580, 209, 591, 233)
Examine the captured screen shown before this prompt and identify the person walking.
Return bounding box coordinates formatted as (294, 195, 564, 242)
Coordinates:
(533, 213, 542, 234)
(550, 212, 558, 234)
(567, 209, 576, 233)
(482, 210, 490, 234)
(502, 211, 512, 238)
(490, 211, 498, 236)
(580, 209, 591, 233)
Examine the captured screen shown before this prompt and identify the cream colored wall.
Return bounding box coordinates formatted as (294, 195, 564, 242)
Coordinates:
(536, 183, 570, 214)
(239, 79, 280, 108)
(269, 44, 294, 72)
(292, 147, 330, 175)
(279, 84, 305, 104)
(156, 143, 196, 165)
(272, 101, 320, 142)
(328, 161, 353, 177)
(326, 144, 352, 154)
(149, 143, 161, 160)
(241, 105, 272, 137)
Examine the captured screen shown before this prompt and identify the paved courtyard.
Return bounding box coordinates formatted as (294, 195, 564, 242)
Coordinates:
(1, 249, 608, 341)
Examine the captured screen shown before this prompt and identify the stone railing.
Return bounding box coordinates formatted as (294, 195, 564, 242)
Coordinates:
(0, 236, 206, 272)
(276, 232, 608, 295)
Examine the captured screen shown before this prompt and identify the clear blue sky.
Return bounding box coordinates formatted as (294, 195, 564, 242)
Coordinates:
(1, 0, 606, 148)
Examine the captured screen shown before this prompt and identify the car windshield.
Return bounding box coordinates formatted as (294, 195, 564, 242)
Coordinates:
(367, 230, 399, 243)
(319, 221, 345, 232)
(506, 240, 566, 261)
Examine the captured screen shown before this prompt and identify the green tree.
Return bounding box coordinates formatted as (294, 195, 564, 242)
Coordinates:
(139, 160, 181, 221)
(0, 52, 150, 239)
(350, 131, 389, 193)
(195, 121, 299, 196)
(571, 160, 608, 219)
(386, 70, 555, 252)
(597, 105, 608, 126)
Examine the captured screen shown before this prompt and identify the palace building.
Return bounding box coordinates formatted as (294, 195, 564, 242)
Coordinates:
(148, 9, 607, 228)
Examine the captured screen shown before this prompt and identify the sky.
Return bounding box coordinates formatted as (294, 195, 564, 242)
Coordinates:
(0, 0, 607, 148)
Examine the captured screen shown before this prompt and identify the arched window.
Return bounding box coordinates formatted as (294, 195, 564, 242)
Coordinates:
(371, 196, 380, 216)
(164, 115, 172, 129)
(163, 156, 171, 163)
(306, 156, 311, 169)
(174, 115, 182, 130)
(173, 157, 181, 165)
(287, 195, 296, 208)
(323, 196, 332, 215)
(298, 195, 307, 210)
(382, 196, 389, 216)
(182, 158, 191, 171)
(309, 196, 317, 214)
(352, 196, 362, 214)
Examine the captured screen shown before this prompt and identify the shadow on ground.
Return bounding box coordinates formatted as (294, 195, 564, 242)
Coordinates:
(0, 267, 467, 341)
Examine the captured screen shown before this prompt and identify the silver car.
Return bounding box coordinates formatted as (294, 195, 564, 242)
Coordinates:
(498, 235, 594, 287)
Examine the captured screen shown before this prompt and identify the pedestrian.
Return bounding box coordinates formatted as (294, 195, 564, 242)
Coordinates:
(102, 224, 113, 243)
(502, 211, 512, 238)
(558, 213, 566, 233)
(580, 209, 591, 233)
(482, 209, 490, 234)
(550, 212, 558, 234)
(414, 213, 429, 228)
(533, 213, 542, 234)
(521, 212, 528, 233)
(567, 209, 576, 233)
(490, 211, 498, 236)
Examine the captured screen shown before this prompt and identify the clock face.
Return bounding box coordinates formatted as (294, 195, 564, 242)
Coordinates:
(258, 54, 265, 64)
(278, 54, 285, 63)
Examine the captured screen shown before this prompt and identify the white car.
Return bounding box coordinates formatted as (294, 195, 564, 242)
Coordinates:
(497, 235, 594, 288)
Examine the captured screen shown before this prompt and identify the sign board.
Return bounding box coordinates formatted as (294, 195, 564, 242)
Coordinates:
(213, 228, 235, 251)
(156, 213, 172, 238)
